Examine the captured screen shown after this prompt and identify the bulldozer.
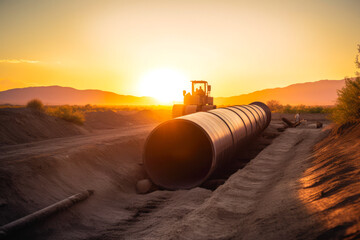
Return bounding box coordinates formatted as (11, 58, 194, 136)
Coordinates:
(172, 80, 216, 118)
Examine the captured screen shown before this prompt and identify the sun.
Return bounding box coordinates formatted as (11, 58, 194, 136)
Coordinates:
(138, 68, 188, 104)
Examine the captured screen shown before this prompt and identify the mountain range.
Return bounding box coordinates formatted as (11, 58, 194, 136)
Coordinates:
(0, 86, 158, 105)
(0, 79, 346, 106)
(215, 79, 345, 106)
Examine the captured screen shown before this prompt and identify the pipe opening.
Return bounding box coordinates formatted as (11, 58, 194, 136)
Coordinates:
(144, 120, 213, 189)
(251, 102, 271, 127)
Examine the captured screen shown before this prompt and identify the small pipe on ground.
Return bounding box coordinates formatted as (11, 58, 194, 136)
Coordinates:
(281, 117, 301, 128)
(0, 189, 94, 239)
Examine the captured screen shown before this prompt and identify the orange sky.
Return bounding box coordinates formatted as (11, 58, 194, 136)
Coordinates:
(0, 0, 359, 103)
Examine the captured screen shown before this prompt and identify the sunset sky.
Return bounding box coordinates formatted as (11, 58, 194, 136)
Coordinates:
(0, 0, 359, 103)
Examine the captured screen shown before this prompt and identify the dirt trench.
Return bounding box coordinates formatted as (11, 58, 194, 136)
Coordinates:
(3, 121, 349, 240)
(0, 120, 281, 239)
(93, 128, 328, 240)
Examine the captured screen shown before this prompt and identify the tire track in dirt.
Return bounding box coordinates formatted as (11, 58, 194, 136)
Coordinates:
(91, 188, 212, 240)
(106, 195, 171, 235)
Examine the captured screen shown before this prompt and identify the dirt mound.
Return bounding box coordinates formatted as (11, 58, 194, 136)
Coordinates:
(84, 109, 171, 130)
(0, 131, 148, 233)
(299, 122, 360, 239)
(0, 108, 171, 145)
(0, 108, 86, 145)
(330, 120, 360, 135)
(130, 110, 171, 124)
(84, 110, 132, 129)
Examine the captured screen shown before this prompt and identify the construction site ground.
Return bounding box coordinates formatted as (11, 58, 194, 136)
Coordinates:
(0, 109, 359, 239)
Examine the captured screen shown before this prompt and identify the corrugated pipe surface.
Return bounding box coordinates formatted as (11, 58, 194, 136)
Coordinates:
(143, 102, 271, 190)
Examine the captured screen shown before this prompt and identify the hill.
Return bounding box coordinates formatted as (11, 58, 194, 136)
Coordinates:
(0, 79, 347, 106)
(215, 79, 345, 106)
(0, 86, 159, 105)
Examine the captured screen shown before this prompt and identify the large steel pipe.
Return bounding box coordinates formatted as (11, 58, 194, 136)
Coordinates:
(143, 102, 271, 190)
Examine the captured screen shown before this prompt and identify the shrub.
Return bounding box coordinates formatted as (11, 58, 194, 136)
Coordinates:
(282, 104, 295, 113)
(47, 105, 85, 125)
(265, 101, 332, 114)
(266, 100, 282, 112)
(331, 77, 360, 124)
(26, 99, 44, 111)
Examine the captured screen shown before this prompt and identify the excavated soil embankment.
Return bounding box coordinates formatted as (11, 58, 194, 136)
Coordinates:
(0, 108, 86, 145)
(299, 122, 360, 239)
(0, 108, 171, 145)
(0, 127, 151, 239)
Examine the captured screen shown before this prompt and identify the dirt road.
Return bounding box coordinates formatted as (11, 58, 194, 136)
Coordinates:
(0, 124, 155, 163)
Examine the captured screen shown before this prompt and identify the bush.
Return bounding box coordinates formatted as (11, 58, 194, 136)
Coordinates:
(265, 99, 333, 114)
(47, 105, 85, 125)
(331, 77, 360, 124)
(26, 99, 44, 111)
(266, 100, 282, 112)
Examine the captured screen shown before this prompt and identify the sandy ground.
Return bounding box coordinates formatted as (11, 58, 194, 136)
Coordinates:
(88, 128, 328, 240)
(0, 124, 154, 229)
(1, 112, 359, 239)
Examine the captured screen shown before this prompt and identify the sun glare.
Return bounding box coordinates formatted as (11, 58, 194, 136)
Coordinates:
(138, 69, 188, 104)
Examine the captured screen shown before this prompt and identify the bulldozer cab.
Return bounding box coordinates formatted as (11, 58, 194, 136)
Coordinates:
(172, 80, 216, 118)
(191, 80, 210, 96)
